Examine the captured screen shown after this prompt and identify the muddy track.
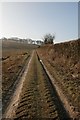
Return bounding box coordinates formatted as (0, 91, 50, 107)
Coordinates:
(13, 51, 70, 119)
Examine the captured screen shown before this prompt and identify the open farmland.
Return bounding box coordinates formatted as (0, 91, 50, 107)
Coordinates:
(2, 40, 38, 113)
(2, 39, 80, 119)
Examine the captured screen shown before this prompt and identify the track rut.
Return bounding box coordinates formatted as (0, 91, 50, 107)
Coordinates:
(14, 51, 69, 119)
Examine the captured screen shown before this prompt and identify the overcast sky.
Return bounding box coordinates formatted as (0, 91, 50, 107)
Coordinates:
(0, 2, 78, 43)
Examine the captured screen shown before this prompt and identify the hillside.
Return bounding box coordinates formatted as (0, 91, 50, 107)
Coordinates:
(37, 39, 80, 118)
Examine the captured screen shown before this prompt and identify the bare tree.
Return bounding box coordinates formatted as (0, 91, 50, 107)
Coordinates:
(43, 33, 55, 44)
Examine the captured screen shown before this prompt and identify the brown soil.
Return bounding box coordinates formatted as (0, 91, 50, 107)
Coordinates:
(13, 51, 69, 119)
(3, 51, 34, 118)
(2, 40, 37, 114)
(37, 39, 80, 119)
(2, 39, 80, 119)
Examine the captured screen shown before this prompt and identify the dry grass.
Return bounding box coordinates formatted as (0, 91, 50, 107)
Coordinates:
(2, 40, 38, 112)
(37, 39, 80, 114)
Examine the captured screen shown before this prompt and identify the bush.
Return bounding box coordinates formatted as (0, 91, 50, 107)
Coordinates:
(43, 33, 55, 44)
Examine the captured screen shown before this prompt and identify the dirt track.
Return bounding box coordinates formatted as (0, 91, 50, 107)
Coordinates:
(2, 40, 80, 120)
(3, 50, 74, 119)
(7, 51, 69, 119)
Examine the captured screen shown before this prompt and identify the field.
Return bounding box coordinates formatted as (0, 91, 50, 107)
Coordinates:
(2, 40, 38, 113)
(2, 39, 80, 119)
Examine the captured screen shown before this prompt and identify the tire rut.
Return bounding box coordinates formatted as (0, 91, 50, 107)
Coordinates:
(2, 55, 30, 114)
(14, 51, 69, 119)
